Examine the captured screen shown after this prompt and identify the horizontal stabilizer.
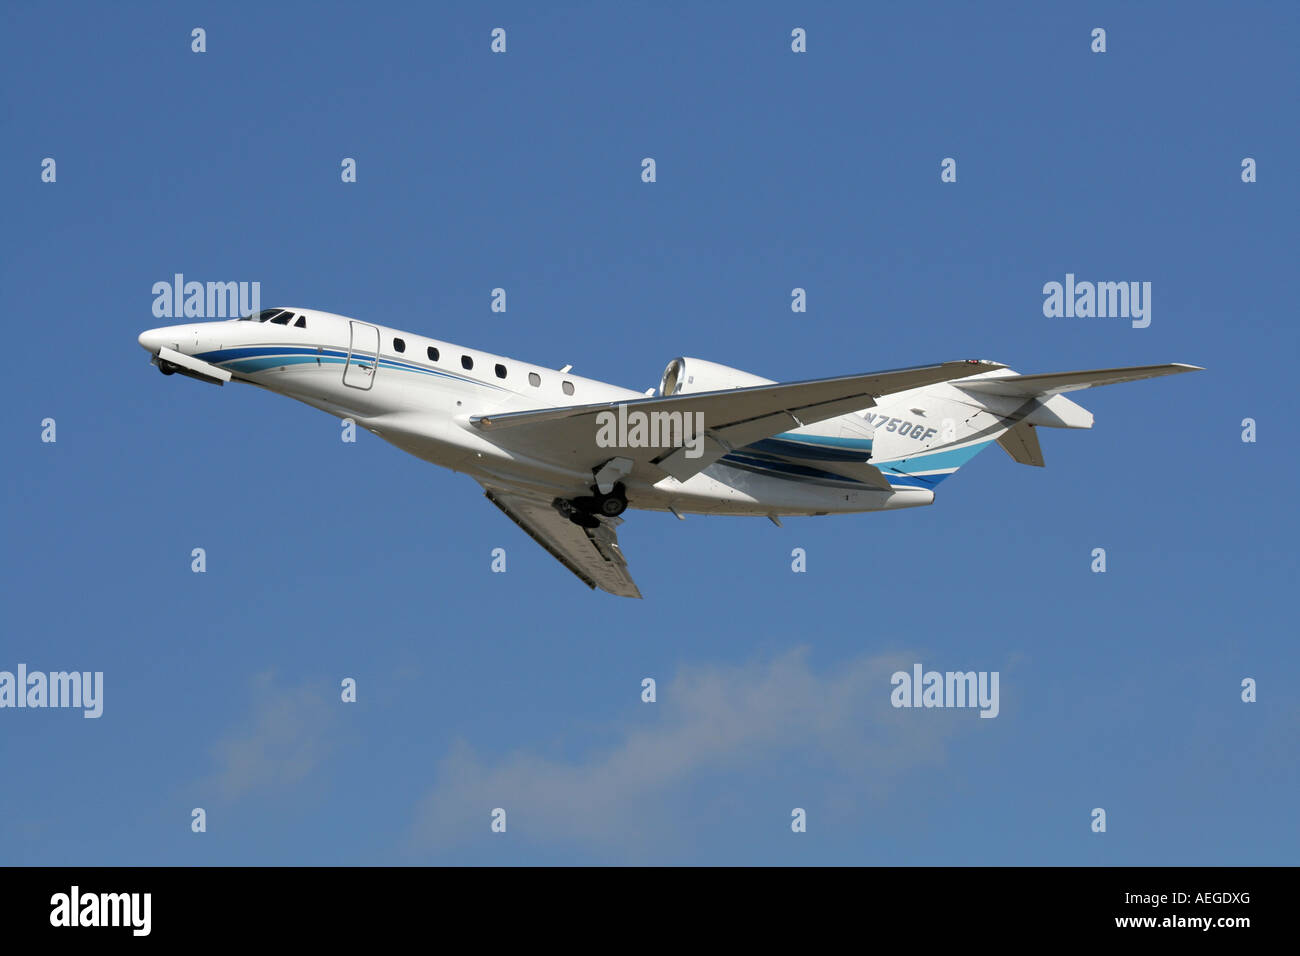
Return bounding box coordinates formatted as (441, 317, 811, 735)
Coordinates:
(997, 422, 1045, 467)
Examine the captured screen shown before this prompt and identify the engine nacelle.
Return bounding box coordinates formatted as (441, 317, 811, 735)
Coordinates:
(659, 357, 773, 396)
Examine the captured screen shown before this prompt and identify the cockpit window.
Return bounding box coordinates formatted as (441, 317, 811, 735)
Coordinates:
(294, 315, 306, 328)
(270, 311, 292, 325)
(238, 309, 285, 322)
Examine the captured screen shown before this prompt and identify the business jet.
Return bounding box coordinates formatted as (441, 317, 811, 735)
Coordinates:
(137, 309, 1200, 597)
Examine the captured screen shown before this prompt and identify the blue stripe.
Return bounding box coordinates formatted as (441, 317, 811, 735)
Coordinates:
(882, 472, 952, 488)
(722, 439, 996, 489)
(198, 346, 507, 390)
(226, 355, 330, 373)
(748, 436, 874, 462)
(198, 346, 329, 362)
(771, 432, 874, 450)
(720, 453, 869, 485)
(874, 441, 993, 475)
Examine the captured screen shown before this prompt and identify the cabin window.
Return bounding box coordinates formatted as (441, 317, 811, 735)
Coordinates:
(427, 346, 439, 362)
(528, 372, 541, 387)
(461, 355, 473, 370)
(393, 337, 405, 353)
(294, 316, 306, 328)
(562, 380, 575, 396)
(495, 363, 507, 379)
(270, 311, 292, 325)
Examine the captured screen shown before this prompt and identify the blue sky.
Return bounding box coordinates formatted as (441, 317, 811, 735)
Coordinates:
(2, 1, 1296, 865)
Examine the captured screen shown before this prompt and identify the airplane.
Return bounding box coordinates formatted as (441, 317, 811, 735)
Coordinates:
(137, 308, 1201, 598)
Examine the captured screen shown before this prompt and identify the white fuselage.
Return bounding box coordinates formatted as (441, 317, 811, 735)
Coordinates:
(137, 308, 935, 517)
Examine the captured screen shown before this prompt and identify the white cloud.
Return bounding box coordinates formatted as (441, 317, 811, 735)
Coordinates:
(411, 647, 973, 856)
(205, 671, 339, 802)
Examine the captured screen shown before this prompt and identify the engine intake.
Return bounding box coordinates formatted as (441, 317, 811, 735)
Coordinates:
(659, 357, 773, 396)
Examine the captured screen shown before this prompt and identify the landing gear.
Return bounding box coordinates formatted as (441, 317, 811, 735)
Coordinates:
(158, 359, 178, 376)
(554, 481, 628, 527)
(597, 487, 627, 517)
(552, 497, 603, 529)
(572, 482, 627, 518)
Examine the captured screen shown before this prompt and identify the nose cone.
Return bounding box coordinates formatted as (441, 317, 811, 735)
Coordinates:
(138, 328, 167, 354)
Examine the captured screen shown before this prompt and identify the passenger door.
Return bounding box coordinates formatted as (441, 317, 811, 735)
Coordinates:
(343, 321, 379, 389)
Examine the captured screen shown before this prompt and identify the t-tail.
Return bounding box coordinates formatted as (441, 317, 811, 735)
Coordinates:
(863, 363, 1202, 489)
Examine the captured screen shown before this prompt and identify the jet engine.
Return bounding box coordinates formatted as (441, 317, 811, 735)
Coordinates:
(659, 357, 774, 396)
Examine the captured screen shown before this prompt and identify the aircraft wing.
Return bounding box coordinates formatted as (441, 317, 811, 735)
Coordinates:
(472, 360, 1003, 482)
(953, 363, 1201, 397)
(479, 483, 642, 598)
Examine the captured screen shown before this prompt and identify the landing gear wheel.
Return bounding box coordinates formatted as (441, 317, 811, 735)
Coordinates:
(585, 481, 627, 517)
(557, 482, 626, 525)
(158, 360, 178, 376)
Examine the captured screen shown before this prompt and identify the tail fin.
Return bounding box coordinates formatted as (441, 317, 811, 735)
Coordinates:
(865, 363, 1201, 486)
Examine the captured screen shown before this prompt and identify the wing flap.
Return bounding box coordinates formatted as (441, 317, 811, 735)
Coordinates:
(482, 485, 642, 598)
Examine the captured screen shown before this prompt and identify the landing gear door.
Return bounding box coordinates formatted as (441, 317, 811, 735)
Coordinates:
(343, 321, 379, 390)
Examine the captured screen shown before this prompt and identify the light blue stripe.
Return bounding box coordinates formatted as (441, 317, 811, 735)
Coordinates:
(770, 432, 875, 450)
(874, 441, 994, 475)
